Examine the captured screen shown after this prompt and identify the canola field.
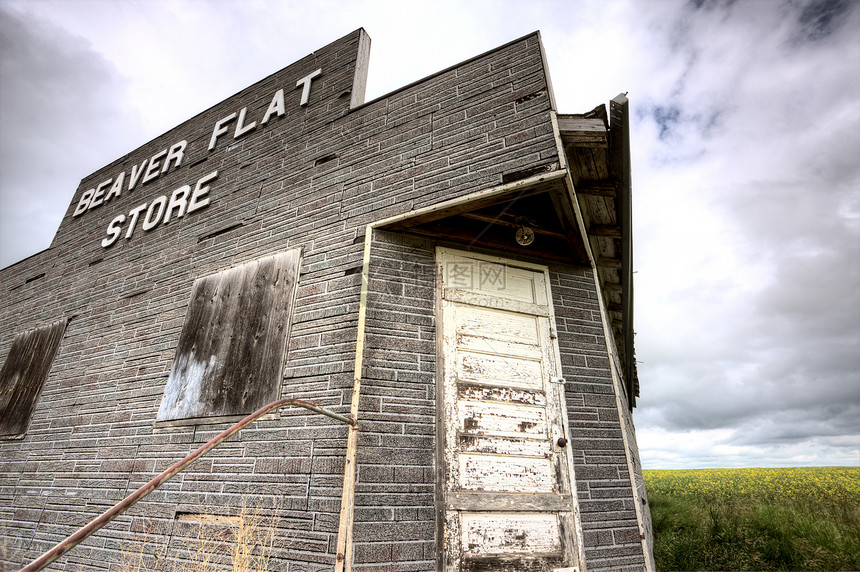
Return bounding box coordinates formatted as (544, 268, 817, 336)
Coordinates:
(643, 466, 860, 571)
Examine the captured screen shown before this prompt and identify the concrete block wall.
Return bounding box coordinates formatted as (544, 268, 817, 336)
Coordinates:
(0, 29, 648, 571)
(351, 231, 438, 571)
(550, 264, 648, 571)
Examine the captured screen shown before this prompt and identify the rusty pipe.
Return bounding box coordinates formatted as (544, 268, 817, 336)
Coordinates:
(22, 398, 355, 572)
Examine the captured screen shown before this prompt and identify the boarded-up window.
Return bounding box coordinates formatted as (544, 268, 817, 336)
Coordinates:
(0, 318, 68, 438)
(157, 250, 302, 422)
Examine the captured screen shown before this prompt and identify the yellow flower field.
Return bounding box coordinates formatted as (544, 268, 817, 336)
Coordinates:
(644, 466, 860, 504)
(642, 466, 860, 571)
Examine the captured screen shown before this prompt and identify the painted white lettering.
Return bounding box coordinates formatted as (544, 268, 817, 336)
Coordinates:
(142, 196, 167, 231)
(261, 89, 285, 125)
(188, 171, 218, 213)
(128, 159, 148, 191)
(96, 168, 218, 247)
(73, 189, 95, 217)
(142, 150, 167, 184)
(102, 214, 126, 248)
(209, 113, 237, 151)
(163, 185, 191, 224)
(89, 179, 113, 210)
(296, 68, 322, 106)
(161, 140, 187, 174)
(234, 107, 256, 138)
(105, 172, 125, 203)
(125, 203, 148, 239)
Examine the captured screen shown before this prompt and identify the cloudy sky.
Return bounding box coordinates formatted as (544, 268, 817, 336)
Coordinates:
(1, 0, 857, 469)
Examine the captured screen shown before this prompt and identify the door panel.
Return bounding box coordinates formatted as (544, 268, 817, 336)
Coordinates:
(456, 306, 540, 342)
(459, 434, 553, 457)
(461, 513, 561, 556)
(458, 384, 547, 406)
(458, 401, 547, 437)
(459, 454, 555, 492)
(456, 351, 544, 388)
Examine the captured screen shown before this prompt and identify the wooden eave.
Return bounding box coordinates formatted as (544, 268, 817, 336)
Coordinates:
(558, 94, 639, 407)
(381, 172, 591, 266)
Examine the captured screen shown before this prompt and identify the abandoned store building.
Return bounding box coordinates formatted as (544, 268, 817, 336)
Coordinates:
(0, 29, 654, 571)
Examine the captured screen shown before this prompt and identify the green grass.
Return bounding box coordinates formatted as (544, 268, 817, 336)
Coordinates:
(644, 467, 860, 571)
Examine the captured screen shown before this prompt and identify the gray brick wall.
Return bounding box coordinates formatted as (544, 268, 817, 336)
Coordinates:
(550, 265, 647, 571)
(351, 231, 437, 571)
(0, 29, 647, 571)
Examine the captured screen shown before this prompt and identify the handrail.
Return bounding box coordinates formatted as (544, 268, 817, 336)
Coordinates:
(22, 398, 356, 572)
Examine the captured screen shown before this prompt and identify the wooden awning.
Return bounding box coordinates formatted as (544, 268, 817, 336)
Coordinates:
(381, 172, 590, 266)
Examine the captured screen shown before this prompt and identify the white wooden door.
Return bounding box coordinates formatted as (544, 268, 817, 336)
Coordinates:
(437, 248, 582, 572)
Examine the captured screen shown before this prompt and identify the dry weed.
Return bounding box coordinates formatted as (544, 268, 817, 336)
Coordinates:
(117, 493, 285, 572)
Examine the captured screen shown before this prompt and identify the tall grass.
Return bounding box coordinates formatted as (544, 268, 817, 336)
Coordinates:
(645, 467, 860, 571)
(118, 496, 284, 572)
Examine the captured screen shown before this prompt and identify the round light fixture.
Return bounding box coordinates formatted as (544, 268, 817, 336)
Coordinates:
(515, 226, 535, 246)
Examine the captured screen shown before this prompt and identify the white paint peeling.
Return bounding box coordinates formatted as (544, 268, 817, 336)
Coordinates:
(461, 512, 561, 556)
(458, 400, 547, 438)
(455, 305, 540, 343)
(457, 350, 544, 388)
(459, 434, 552, 457)
(459, 454, 554, 492)
(458, 384, 547, 406)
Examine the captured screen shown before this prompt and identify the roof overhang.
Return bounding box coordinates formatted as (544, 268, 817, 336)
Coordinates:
(558, 94, 638, 407)
(381, 169, 590, 266)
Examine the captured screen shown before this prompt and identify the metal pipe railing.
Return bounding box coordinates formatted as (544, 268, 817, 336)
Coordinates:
(22, 398, 356, 572)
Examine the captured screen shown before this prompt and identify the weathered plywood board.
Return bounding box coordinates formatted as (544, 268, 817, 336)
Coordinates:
(557, 114, 608, 148)
(157, 249, 301, 422)
(0, 318, 68, 438)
